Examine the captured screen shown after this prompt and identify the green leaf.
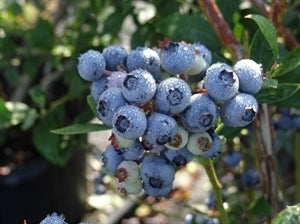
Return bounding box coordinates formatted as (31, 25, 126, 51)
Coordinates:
(272, 204, 300, 224)
(29, 86, 47, 109)
(249, 29, 275, 71)
(255, 83, 300, 104)
(248, 196, 272, 217)
(272, 46, 300, 77)
(87, 95, 97, 116)
(246, 14, 278, 58)
(0, 98, 12, 129)
(51, 123, 110, 135)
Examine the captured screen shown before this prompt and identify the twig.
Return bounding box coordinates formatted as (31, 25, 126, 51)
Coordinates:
(197, 0, 246, 60)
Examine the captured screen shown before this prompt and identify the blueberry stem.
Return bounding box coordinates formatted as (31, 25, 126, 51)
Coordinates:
(198, 157, 230, 224)
(215, 122, 225, 134)
(294, 131, 300, 202)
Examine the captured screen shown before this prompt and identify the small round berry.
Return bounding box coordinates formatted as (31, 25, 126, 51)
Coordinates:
(224, 151, 242, 167)
(122, 69, 156, 105)
(186, 52, 208, 76)
(101, 144, 124, 174)
(106, 71, 128, 88)
(96, 87, 127, 127)
(112, 105, 147, 140)
(154, 77, 191, 115)
(241, 169, 260, 187)
(187, 132, 212, 156)
(233, 59, 263, 94)
(40, 213, 67, 224)
(102, 45, 127, 71)
(119, 139, 145, 162)
(160, 41, 195, 74)
(90, 75, 107, 103)
(220, 93, 258, 127)
(114, 160, 140, 183)
(117, 180, 143, 195)
(163, 147, 194, 167)
(165, 126, 189, 150)
(204, 62, 239, 101)
(193, 42, 212, 66)
(77, 49, 106, 81)
(180, 93, 219, 133)
(143, 112, 178, 145)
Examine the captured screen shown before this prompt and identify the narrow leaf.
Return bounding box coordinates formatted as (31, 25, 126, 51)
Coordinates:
(51, 123, 110, 135)
(255, 83, 300, 104)
(272, 46, 300, 77)
(87, 95, 97, 116)
(246, 14, 278, 58)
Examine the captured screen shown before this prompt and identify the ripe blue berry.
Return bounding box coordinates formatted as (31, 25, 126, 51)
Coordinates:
(154, 77, 191, 115)
(40, 213, 67, 224)
(119, 139, 146, 162)
(102, 144, 124, 174)
(90, 75, 108, 103)
(220, 93, 258, 127)
(160, 41, 195, 74)
(112, 105, 147, 140)
(224, 151, 242, 167)
(163, 147, 194, 167)
(143, 112, 178, 145)
(102, 45, 127, 71)
(126, 47, 161, 81)
(77, 49, 106, 81)
(122, 69, 156, 105)
(193, 42, 212, 66)
(180, 93, 219, 133)
(96, 87, 127, 127)
(233, 59, 263, 94)
(204, 62, 239, 101)
(140, 155, 175, 197)
(241, 169, 260, 187)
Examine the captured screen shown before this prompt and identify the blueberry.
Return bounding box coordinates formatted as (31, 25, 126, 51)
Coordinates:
(233, 59, 263, 94)
(193, 42, 212, 66)
(220, 93, 258, 127)
(143, 112, 178, 145)
(160, 41, 195, 74)
(106, 71, 128, 88)
(165, 126, 189, 150)
(95, 184, 106, 195)
(96, 87, 127, 127)
(101, 144, 124, 174)
(122, 69, 156, 105)
(39, 212, 67, 224)
(154, 77, 191, 115)
(90, 75, 108, 103)
(102, 45, 127, 71)
(112, 105, 147, 140)
(186, 51, 209, 76)
(119, 139, 146, 162)
(163, 147, 194, 167)
(180, 93, 218, 133)
(224, 151, 242, 167)
(140, 155, 175, 197)
(241, 169, 260, 187)
(204, 62, 239, 101)
(77, 49, 106, 81)
(126, 47, 161, 81)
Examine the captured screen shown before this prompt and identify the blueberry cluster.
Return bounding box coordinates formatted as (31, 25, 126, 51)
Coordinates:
(77, 40, 263, 198)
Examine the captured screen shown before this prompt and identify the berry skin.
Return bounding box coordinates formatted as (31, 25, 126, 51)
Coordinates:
(233, 59, 263, 94)
(90, 75, 108, 103)
(114, 160, 140, 183)
(102, 45, 127, 71)
(204, 62, 239, 101)
(187, 132, 212, 156)
(39, 212, 67, 224)
(165, 126, 189, 150)
(154, 77, 191, 115)
(241, 169, 260, 187)
(224, 151, 242, 167)
(186, 51, 208, 76)
(163, 147, 194, 167)
(112, 105, 147, 140)
(202, 132, 221, 158)
(77, 49, 106, 81)
(180, 93, 219, 133)
(101, 144, 124, 174)
(117, 180, 143, 195)
(143, 112, 178, 145)
(96, 87, 127, 127)
(220, 93, 258, 127)
(160, 41, 195, 74)
(193, 42, 212, 66)
(122, 69, 156, 105)
(126, 47, 161, 81)
(106, 71, 128, 88)
(119, 139, 145, 162)
(140, 155, 175, 198)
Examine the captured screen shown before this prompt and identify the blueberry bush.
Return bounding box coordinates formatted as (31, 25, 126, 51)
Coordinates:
(1, 0, 300, 223)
